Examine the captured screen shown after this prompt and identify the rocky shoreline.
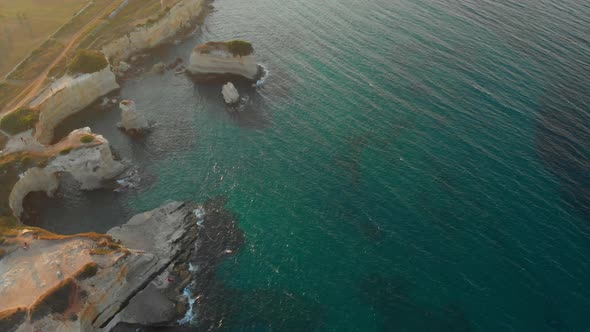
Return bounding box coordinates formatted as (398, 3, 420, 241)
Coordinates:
(0, 198, 244, 331)
(0, 0, 214, 221)
(0, 1, 264, 331)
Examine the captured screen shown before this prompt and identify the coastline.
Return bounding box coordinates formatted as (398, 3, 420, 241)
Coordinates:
(0, 1, 222, 330)
(1, 0, 211, 221)
(0, 199, 244, 331)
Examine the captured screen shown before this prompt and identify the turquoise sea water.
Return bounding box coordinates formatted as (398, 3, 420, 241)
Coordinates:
(33, 0, 590, 330)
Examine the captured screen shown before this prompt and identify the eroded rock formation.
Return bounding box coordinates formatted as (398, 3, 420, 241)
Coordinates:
(118, 100, 150, 134)
(9, 128, 124, 218)
(188, 41, 259, 80)
(31, 67, 120, 145)
(0, 202, 199, 331)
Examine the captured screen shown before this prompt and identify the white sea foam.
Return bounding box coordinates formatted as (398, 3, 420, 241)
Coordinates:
(254, 64, 269, 87)
(177, 285, 197, 325)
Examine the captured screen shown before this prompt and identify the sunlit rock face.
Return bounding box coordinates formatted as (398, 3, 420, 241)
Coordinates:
(9, 128, 124, 219)
(118, 100, 150, 133)
(102, 0, 206, 61)
(32, 67, 119, 145)
(188, 42, 259, 80)
(0, 202, 198, 332)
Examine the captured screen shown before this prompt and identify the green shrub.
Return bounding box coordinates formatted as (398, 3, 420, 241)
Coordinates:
(0, 107, 39, 135)
(80, 135, 94, 144)
(226, 40, 254, 56)
(60, 148, 73, 155)
(67, 49, 108, 75)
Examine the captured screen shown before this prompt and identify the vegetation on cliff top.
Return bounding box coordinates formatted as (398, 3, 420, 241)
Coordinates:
(67, 49, 108, 75)
(80, 134, 95, 144)
(0, 107, 39, 135)
(198, 40, 254, 57)
(0, 152, 48, 221)
(226, 40, 254, 56)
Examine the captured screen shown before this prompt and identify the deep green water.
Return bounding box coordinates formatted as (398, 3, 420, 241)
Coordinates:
(33, 0, 590, 330)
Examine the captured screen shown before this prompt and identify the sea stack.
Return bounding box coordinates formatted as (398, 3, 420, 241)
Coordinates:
(118, 100, 150, 134)
(188, 40, 258, 81)
(222, 82, 240, 104)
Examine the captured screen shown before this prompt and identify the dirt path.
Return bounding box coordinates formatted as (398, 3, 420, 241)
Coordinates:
(1, 0, 123, 117)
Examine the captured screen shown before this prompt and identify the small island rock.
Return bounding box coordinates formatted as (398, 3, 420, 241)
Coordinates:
(118, 100, 149, 133)
(188, 40, 258, 81)
(222, 82, 240, 104)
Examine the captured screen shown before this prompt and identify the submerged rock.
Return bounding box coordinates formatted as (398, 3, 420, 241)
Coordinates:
(222, 82, 240, 104)
(117, 100, 150, 134)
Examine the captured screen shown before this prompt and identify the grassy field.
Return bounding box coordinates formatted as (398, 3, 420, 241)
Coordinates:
(0, 0, 122, 114)
(0, 0, 90, 77)
(0, 0, 186, 115)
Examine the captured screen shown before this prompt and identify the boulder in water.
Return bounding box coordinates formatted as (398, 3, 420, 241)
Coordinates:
(152, 62, 166, 74)
(222, 82, 240, 104)
(118, 100, 150, 134)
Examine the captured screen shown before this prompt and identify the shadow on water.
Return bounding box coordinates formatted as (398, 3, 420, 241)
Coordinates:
(334, 133, 370, 187)
(194, 196, 325, 331)
(20, 170, 157, 234)
(542, 298, 565, 332)
(358, 273, 473, 332)
(52, 92, 198, 163)
(535, 78, 590, 225)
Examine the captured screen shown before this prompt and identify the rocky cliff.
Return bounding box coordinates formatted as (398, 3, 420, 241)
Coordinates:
(102, 0, 205, 61)
(0, 202, 199, 332)
(31, 67, 119, 145)
(8, 128, 124, 219)
(188, 42, 259, 80)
